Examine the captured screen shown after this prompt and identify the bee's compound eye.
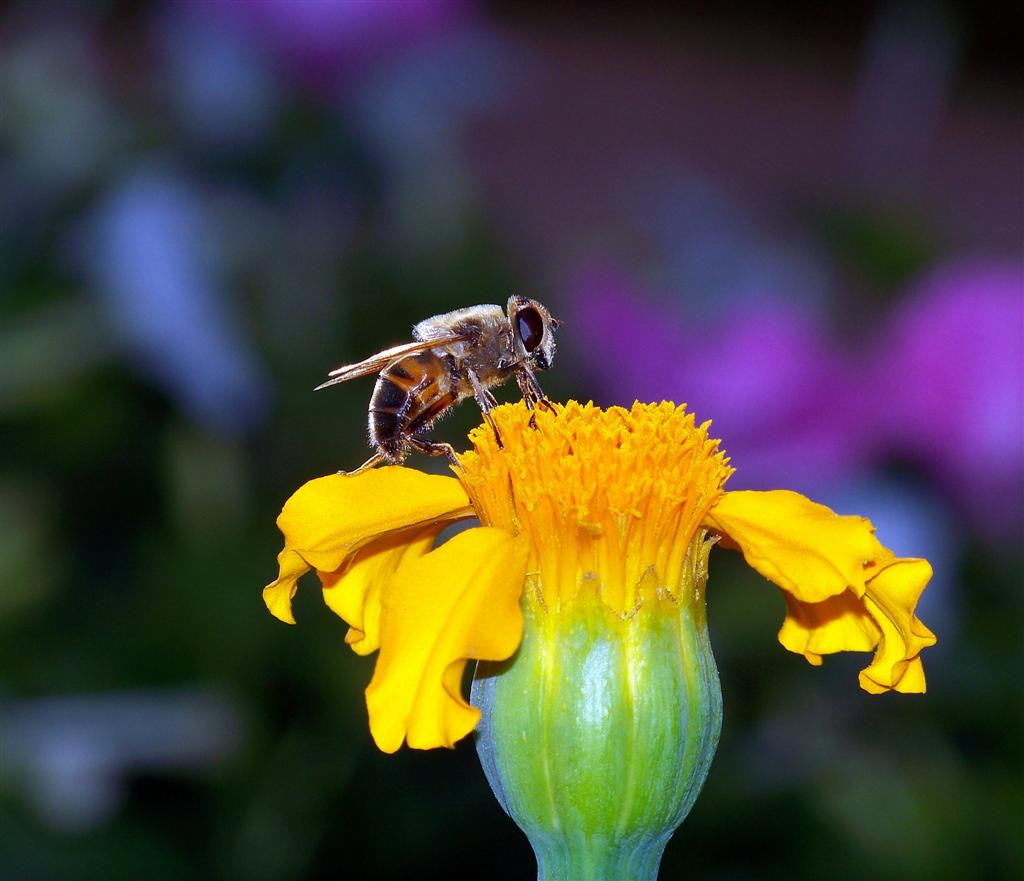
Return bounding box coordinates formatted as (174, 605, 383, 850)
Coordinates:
(516, 307, 544, 352)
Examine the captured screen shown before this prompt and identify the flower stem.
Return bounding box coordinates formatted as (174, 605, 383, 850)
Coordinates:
(531, 833, 670, 881)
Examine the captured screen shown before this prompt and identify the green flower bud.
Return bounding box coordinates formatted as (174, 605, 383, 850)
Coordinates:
(472, 537, 722, 881)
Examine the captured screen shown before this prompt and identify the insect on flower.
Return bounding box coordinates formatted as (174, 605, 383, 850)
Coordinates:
(315, 296, 561, 472)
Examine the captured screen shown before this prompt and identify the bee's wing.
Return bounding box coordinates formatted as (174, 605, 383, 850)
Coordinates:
(314, 334, 470, 390)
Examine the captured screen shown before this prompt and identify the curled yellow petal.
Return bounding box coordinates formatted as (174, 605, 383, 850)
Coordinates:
(703, 489, 887, 603)
(775, 553, 934, 693)
(858, 558, 936, 694)
(778, 590, 881, 665)
(365, 527, 529, 753)
(263, 549, 311, 625)
(264, 467, 473, 623)
(706, 489, 935, 693)
(321, 526, 441, 656)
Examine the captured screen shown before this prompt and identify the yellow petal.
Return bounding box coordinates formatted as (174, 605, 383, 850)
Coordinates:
(858, 558, 936, 694)
(703, 489, 888, 603)
(265, 467, 473, 622)
(279, 467, 473, 567)
(320, 526, 441, 656)
(365, 527, 528, 753)
(263, 549, 311, 624)
(898, 657, 927, 693)
(778, 590, 881, 665)
(706, 490, 935, 693)
(776, 557, 934, 693)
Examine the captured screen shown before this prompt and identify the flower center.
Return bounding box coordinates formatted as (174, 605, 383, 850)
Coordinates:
(457, 401, 734, 614)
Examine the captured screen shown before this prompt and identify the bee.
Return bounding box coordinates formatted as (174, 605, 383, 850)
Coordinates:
(316, 295, 561, 472)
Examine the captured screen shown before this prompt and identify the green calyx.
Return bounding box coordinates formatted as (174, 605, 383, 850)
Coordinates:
(472, 540, 722, 881)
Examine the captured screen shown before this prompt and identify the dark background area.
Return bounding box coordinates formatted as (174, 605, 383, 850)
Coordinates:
(1, 2, 1021, 879)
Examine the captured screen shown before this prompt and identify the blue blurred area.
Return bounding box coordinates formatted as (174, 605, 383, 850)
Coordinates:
(1, 2, 1021, 879)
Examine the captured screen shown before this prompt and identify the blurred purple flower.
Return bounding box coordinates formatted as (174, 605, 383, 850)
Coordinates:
(568, 258, 1024, 541)
(617, 169, 834, 320)
(849, 2, 956, 185)
(568, 266, 871, 496)
(156, 4, 282, 149)
(205, 0, 474, 89)
(345, 25, 521, 252)
(86, 165, 270, 434)
(873, 259, 1024, 537)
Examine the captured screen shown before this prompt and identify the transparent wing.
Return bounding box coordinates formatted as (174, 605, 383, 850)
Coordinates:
(314, 334, 469, 390)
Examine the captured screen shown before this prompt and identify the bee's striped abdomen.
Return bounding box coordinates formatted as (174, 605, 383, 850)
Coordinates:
(369, 351, 455, 461)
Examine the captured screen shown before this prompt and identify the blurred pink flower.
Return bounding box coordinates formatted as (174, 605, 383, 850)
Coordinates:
(206, 0, 474, 88)
(567, 259, 1024, 539)
(568, 267, 871, 496)
(873, 259, 1024, 537)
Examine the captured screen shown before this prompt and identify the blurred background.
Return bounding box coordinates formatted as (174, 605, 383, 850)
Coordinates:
(1, 1, 1021, 879)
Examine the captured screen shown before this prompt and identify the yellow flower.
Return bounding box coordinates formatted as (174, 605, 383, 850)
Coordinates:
(263, 401, 935, 753)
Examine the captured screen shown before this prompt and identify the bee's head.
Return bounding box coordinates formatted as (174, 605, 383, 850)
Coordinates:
(507, 295, 560, 371)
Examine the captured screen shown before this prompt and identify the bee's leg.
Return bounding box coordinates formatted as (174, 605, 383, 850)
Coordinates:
(341, 451, 387, 476)
(467, 369, 504, 449)
(515, 372, 538, 428)
(516, 366, 554, 428)
(518, 364, 553, 410)
(409, 437, 462, 470)
(480, 409, 504, 448)
(531, 377, 557, 414)
(515, 370, 536, 408)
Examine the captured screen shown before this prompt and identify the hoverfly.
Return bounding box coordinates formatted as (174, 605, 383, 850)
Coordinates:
(316, 296, 560, 472)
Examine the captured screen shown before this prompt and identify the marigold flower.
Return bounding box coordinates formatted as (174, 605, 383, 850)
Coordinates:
(264, 400, 934, 751)
(265, 400, 935, 876)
